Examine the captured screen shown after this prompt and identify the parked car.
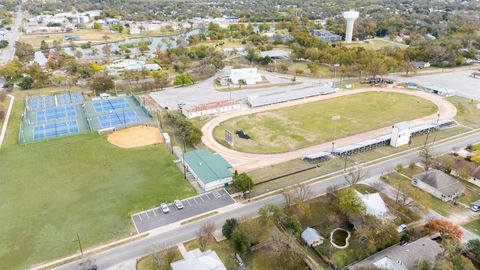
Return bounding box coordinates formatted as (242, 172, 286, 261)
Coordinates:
(471, 205, 480, 212)
(87, 265, 98, 270)
(174, 200, 184, 210)
(160, 203, 170, 213)
(397, 224, 408, 233)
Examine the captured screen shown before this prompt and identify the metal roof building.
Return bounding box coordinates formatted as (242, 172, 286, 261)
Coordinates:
(247, 86, 338, 108)
(184, 149, 233, 191)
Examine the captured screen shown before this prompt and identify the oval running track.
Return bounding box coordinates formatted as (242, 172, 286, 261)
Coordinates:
(201, 88, 457, 172)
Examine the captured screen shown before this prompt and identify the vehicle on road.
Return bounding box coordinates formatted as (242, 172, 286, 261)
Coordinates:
(174, 200, 184, 209)
(397, 224, 408, 233)
(471, 205, 480, 212)
(160, 203, 170, 213)
(87, 265, 97, 270)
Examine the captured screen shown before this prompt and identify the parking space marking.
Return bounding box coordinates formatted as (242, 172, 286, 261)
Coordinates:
(137, 214, 142, 222)
(152, 210, 157, 217)
(186, 199, 191, 206)
(206, 193, 213, 200)
(193, 197, 199, 204)
(200, 196, 205, 202)
(145, 212, 150, 219)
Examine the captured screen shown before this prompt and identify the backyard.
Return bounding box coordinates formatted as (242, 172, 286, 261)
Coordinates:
(214, 91, 437, 154)
(0, 96, 195, 269)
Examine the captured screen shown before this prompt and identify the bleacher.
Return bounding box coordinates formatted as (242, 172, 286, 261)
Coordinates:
(247, 86, 338, 108)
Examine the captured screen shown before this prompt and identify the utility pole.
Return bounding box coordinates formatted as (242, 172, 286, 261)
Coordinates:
(432, 113, 441, 145)
(74, 233, 83, 256)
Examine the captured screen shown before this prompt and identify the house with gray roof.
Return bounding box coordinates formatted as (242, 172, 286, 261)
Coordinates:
(412, 170, 464, 202)
(301, 227, 324, 247)
(184, 149, 233, 191)
(171, 248, 226, 270)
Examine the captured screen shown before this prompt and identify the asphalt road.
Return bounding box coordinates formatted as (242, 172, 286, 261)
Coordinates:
(0, 9, 23, 66)
(53, 131, 480, 270)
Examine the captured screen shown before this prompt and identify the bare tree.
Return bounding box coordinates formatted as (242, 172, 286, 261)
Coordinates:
(198, 222, 216, 249)
(344, 165, 367, 186)
(294, 183, 312, 202)
(419, 146, 434, 171)
(281, 188, 294, 208)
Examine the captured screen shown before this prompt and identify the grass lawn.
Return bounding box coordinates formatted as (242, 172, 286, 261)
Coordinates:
(464, 219, 480, 235)
(214, 92, 437, 154)
(287, 62, 333, 78)
(342, 38, 408, 50)
(447, 96, 480, 129)
(137, 247, 183, 270)
(0, 95, 195, 269)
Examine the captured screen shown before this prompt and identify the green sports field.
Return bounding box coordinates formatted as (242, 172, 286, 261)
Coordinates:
(0, 98, 195, 269)
(214, 92, 437, 154)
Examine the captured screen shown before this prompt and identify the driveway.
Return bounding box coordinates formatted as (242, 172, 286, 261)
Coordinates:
(201, 88, 457, 171)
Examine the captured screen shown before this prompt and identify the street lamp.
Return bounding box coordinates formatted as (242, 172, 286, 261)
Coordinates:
(432, 113, 441, 145)
(424, 113, 440, 147)
(331, 115, 341, 152)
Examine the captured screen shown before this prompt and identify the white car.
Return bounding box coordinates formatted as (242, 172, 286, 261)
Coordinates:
(174, 200, 184, 210)
(397, 224, 408, 233)
(160, 203, 170, 214)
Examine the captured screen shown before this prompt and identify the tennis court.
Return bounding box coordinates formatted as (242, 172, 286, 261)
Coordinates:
(20, 94, 154, 144)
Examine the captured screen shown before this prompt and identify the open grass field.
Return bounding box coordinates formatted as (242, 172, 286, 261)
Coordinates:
(287, 62, 333, 78)
(137, 247, 183, 270)
(214, 92, 437, 154)
(343, 38, 408, 50)
(0, 95, 195, 269)
(447, 96, 480, 129)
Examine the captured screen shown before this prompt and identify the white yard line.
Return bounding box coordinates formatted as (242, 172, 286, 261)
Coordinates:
(0, 94, 15, 148)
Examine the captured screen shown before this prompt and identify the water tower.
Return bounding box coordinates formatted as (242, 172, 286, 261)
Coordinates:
(342, 9, 359, 43)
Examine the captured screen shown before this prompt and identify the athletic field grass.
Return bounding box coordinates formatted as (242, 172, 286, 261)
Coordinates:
(214, 92, 437, 154)
(343, 38, 408, 50)
(0, 97, 195, 269)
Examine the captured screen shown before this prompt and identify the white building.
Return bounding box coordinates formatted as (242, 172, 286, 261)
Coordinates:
(356, 192, 395, 220)
(229, 68, 263, 85)
(182, 99, 240, 119)
(412, 170, 464, 201)
(171, 248, 226, 270)
(106, 60, 161, 75)
(301, 227, 324, 247)
(390, 122, 411, 147)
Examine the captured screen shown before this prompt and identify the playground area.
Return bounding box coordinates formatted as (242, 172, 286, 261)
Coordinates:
(19, 93, 154, 143)
(107, 126, 164, 148)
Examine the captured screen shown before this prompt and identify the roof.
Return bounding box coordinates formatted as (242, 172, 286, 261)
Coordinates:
(301, 227, 324, 246)
(373, 256, 408, 270)
(393, 122, 410, 130)
(425, 85, 455, 94)
(171, 249, 226, 270)
(259, 50, 290, 59)
(184, 99, 237, 113)
(184, 149, 233, 184)
(413, 170, 463, 196)
(356, 192, 394, 219)
(454, 159, 480, 179)
(350, 236, 443, 270)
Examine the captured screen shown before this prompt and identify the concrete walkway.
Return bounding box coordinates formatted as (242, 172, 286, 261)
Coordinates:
(201, 88, 457, 171)
(177, 243, 188, 258)
(0, 94, 15, 148)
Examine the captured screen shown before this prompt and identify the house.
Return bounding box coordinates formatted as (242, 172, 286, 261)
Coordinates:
(183, 149, 233, 191)
(310, 29, 342, 42)
(356, 192, 396, 220)
(349, 236, 444, 270)
(452, 158, 480, 181)
(412, 170, 464, 201)
(424, 85, 456, 97)
(301, 227, 324, 247)
(373, 256, 408, 270)
(229, 68, 263, 85)
(171, 248, 226, 270)
(106, 60, 161, 75)
(413, 61, 430, 69)
(181, 99, 240, 119)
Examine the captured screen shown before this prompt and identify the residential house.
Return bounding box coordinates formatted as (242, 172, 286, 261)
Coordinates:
(412, 170, 464, 201)
(301, 227, 324, 247)
(452, 158, 480, 182)
(229, 68, 263, 85)
(171, 248, 227, 270)
(413, 61, 431, 69)
(183, 149, 233, 191)
(356, 192, 396, 220)
(349, 236, 444, 270)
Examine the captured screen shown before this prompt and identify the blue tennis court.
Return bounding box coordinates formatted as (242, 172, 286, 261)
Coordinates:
(93, 98, 130, 113)
(56, 92, 85, 106)
(33, 120, 79, 140)
(28, 96, 56, 110)
(35, 105, 77, 123)
(98, 111, 140, 129)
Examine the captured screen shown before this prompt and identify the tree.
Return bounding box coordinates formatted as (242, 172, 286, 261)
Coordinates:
(366, 57, 388, 79)
(426, 219, 463, 243)
(294, 183, 311, 201)
(466, 239, 480, 261)
(335, 187, 365, 220)
(14, 41, 35, 63)
(419, 146, 434, 171)
(0, 40, 8, 49)
(173, 73, 193, 86)
(0, 59, 22, 82)
(292, 198, 312, 220)
(246, 48, 258, 64)
(237, 79, 246, 89)
(230, 228, 250, 254)
(344, 165, 366, 187)
(239, 218, 264, 245)
(18, 76, 34, 89)
(282, 215, 302, 235)
(232, 172, 254, 194)
(150, 70, 169, 89)
(90, 74, 114, 95)
(74, 49, 83, 59)
(198, 222, 215, 249)
(258, 204, 282, 225)
(222, 218, 238, 239)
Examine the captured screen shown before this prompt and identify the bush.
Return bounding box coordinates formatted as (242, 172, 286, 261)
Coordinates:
(408, 162, 416, 170)
(282, 215, 302, 235)
(18, 76, 34, 90)
(0, 110, 5, 120)
(0, 40, 8, 49)
(0, 90, 6, 102)
(230, 228, 250, 254)
(222, 218, 238, 239)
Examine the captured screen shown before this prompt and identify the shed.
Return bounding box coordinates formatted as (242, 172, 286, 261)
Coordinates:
(301, 227, 324, 247)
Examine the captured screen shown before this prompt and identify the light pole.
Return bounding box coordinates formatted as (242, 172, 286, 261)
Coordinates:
(333, 63, 340, 87)
(432, 113, 441, 145)
(424, 113, 440, 147)
(331, 115, 341, 152)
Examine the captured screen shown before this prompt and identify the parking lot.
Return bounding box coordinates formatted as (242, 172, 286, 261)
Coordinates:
(131, 189, 235, 233)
